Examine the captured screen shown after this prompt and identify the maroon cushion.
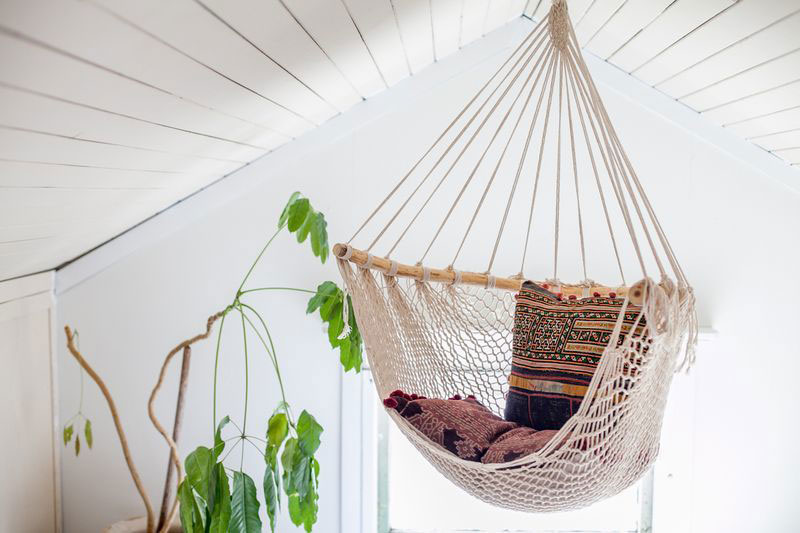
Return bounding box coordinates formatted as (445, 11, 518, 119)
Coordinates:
(384, 391, 517, 461)
(481, 427, 559, 464)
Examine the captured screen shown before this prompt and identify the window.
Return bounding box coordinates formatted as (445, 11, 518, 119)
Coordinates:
(347, 369, 651, 533)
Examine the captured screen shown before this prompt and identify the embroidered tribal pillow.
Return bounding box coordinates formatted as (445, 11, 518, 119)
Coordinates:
(504, 281, 645, 430)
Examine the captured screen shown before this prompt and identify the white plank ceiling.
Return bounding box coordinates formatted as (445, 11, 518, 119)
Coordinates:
(1, 0, 799, 281)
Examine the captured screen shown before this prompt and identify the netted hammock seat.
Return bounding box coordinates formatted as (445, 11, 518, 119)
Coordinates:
(335, 0, 698, 513)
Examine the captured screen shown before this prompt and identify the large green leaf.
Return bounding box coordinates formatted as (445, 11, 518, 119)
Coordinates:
(281, 192, 331, 264)
(278, 191, 301, 228)
(185, 446, 213, 501)
(84, 419, 93, 449)
(230, 471, 261, 533)
(310, 213, 329, 263)
(267, 413, 288, 450)
(307, 281, 364, 373)
(281, 438, 299, 490)
(208, 463, 231, 533)
(306, 281, 338, 315)
(296, 411, 323, 456)
(296, 210, 314, 243)
(177, 479, 202, 533)
(213, 416, 230, 457)
(287, 199, 311, 232)
(263, 465, 279, 532)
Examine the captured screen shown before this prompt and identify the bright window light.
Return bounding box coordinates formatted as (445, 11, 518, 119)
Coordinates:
(384, 410, 644, 533)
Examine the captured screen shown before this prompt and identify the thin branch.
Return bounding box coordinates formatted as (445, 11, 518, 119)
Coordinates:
(147, 311, 224, 533)
(65, 325, 156, 533)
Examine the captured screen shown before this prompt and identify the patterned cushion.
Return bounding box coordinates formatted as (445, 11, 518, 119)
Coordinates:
(384, 391, 517, 461)
(481, 427, 559, 464)
(505, 282, 645, 430)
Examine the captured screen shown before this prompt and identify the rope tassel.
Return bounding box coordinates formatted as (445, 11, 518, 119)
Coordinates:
(338, 288, 352, 340)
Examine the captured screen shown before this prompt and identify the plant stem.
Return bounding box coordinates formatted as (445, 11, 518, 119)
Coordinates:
(212, 309, 229, 438)
(238, 303, 249, 471)
(238, 304, 292, 426)
(239, 287, 316, 295)
(237, 225, 284, 294)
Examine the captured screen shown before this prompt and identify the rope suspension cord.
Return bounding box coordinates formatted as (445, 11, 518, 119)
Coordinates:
(553, 52, 565, 281)
(564, 28, 664, 279)
(519, 39, 560, 276)
(419, 42, 558, 265)
(347, 15, 548, 246)
(450, 43, 557, 269)
(383, 23, 553, 258)
(360, 16, 551, 253)
(563, 52, 626, 285)
(562, 40, 648, 277)
(564, 57, 588, 281)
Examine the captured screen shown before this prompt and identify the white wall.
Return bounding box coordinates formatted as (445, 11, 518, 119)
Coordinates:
(0, 272, 60, 533)
(55, 18, 800, 533)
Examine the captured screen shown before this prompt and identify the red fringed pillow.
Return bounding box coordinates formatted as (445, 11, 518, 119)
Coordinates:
(384, 391, 517, 462)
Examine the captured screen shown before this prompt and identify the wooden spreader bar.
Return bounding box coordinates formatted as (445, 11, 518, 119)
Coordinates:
(334, 243, 645, 304)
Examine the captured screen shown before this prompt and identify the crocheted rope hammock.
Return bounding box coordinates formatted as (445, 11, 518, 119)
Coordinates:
(335, 0, 698, 513)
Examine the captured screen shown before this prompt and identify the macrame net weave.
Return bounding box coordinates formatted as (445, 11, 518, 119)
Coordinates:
(336, 0, 697, 513)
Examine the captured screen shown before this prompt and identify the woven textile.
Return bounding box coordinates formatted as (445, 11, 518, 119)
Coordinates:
(505, 282, 646, 430)
(385, 393, 517, 461)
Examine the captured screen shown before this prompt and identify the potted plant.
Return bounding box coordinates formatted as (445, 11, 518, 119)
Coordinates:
(63, 193, 362, 533)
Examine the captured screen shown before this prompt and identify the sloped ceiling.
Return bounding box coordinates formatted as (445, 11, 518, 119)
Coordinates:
(1, 0, 798, 282)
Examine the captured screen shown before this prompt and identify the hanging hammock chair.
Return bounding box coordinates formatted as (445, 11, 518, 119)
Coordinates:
(335, 0, 697, 513)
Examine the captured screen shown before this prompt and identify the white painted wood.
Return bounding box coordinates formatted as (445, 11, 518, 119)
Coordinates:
(484, 0, 515, 31)
(390, 0, 435, 71)
(661, 11, 800, 99)
(724, 106, 800, 138)
(773, 147, 800, 164)
(197, 0, 363, 113)
(0, 281, 58, 533)
(91, 0, 331, 131)
(0, 128, 241, 176)
(609, 0, 734, 72)
(681, 49, 800, 111)
(750, 129, 800, 151)
(585, 0, 674, 60)
(0, 160, 186, 190)
(635, 0, 800, 85)
(0, 33, 285, 150)
(702, 80, 800, 125)
(459, 0, 490, 45)
(0, 0, 296, 145)
(431, 0, 463, 59)
(574, 0, 627, 46)
(279, 0, 386, 97)
(340, 0, 409, 86)
(0, 85, 264, 164)
(0, 270, 52, 303)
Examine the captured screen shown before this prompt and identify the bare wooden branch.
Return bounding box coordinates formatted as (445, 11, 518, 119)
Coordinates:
(156, 345, 192, 531)
(64, 326, 155, 533)
(148, 312, 224, 533)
